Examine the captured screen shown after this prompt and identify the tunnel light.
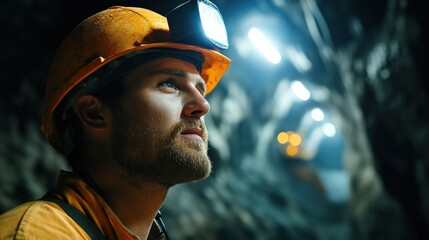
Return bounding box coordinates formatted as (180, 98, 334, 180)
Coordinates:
(291, 81, 311, 101)
(322, 123, 336, 137)
(289, 133, 302, 146)
(277, 132, 289, 144)
(286, 145, 299, 157)
(311, 108, 324, 121)
(248, 27, 281, 64)
(285, 47, 312, 72)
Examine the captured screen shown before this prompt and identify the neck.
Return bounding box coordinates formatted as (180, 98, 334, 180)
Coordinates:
(85, 163, 169, 239)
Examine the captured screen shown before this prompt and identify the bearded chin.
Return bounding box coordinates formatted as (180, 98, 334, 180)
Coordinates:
(113, 125, 212, 187)
(158, 137, 212, 186)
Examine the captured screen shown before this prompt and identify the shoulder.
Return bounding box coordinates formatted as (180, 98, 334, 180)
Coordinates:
(0, 201, 90, 239)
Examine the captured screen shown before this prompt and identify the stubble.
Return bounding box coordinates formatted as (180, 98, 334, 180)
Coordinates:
(111, 117, 212, 187)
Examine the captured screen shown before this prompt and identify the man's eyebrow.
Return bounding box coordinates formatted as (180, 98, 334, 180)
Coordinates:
(146, 68, 207, 94)
(146, 68, 187, 78)
(196, 79, 207, 95)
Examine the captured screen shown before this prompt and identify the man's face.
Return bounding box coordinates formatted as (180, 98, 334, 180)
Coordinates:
(108, 57, 212, 187)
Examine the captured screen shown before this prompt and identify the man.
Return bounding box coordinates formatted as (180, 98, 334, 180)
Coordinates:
(0, 4, 230, 240)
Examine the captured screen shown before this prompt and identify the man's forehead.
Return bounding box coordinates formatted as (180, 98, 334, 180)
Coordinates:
(126, 57, 206, 88)
(142, 58, 202, 78)
(144, 57, 200, 70)
(147, 68, 187, 78)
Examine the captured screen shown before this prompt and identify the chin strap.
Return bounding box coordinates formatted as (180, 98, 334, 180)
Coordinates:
(154, 211, 171, 240)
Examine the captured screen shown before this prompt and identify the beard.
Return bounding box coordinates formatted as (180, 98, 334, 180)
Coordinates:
(111, 116, 212, 187)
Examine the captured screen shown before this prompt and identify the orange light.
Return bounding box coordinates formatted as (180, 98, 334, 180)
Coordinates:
(289, 133, 302, 146)
(286, 145, 299, 156)
(277, 132, 289, 144)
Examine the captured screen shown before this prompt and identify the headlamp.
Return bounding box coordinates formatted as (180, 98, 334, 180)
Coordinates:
(167, 0, 229, 50)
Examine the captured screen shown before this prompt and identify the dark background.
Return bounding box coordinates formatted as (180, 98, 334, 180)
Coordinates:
(0, 0, 427, 239)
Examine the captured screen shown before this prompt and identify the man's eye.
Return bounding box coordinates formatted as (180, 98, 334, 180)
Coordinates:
(158, 80, 179, 90)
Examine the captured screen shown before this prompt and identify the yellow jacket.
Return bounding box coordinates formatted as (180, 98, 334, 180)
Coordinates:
(0, 171, 166, 239)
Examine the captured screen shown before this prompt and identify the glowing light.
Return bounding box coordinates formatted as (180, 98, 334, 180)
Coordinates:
(322, 123, 336, 137)
(289, 133, 302, 146)
(311, 108, 324, 121)
(285, 47, 312, 72)
(199, 1, 228, 49)
(277, 132, 289, 144)
(248, 27, 281, 64)
(291, 81, 310, 101)
(286, 145, 299, 156)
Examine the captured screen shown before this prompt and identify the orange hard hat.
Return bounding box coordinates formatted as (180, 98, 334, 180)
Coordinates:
(41, 6, 231, 153)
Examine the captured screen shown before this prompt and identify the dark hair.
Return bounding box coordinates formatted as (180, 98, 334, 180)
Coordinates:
(93, 75, 125, 107)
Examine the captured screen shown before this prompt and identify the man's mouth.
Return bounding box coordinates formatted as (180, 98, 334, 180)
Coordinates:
(181, 127, 205, 141)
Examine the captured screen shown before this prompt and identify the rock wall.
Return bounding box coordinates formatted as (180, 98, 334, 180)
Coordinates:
(0, 0, 426, 239)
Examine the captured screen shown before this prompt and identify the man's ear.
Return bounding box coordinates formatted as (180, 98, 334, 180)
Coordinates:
(74, 95, 110, 129)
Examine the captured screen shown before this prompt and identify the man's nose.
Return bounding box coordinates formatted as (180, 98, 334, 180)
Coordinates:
(182, 88, 210, 118)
